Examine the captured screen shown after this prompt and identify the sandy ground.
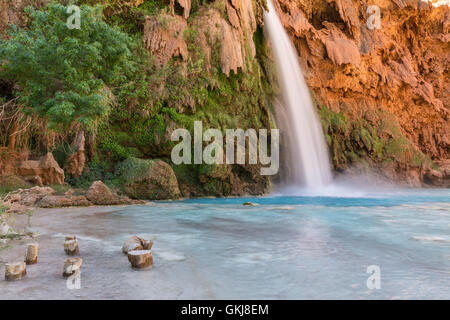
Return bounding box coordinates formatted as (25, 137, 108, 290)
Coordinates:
(0, 206, 215, 300)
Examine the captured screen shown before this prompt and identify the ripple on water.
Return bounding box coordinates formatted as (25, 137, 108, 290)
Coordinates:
(155, 251, 186, 261)
(410, 235, 450, 243)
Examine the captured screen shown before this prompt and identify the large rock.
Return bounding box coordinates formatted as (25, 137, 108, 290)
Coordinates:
(118, 158, 181, 200)
(423, 168, 445, 186)
(65, 131, 86, 178)
(18, 153, 64, 185)
(3, 186, 55, 207)
(85, 181, 116, 205)
(38, 195, 91, 208)
(85, 181, 144, 205)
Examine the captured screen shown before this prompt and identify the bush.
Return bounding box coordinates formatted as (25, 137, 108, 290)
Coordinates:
(0, 3, 134, 132)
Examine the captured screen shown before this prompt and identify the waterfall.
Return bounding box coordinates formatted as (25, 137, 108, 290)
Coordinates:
(264, 0, 332, 189)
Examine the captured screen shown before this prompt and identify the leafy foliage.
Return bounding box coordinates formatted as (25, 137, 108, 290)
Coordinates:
(0, 3, 133, 132)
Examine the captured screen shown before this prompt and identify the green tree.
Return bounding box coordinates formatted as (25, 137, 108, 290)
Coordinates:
(0, 3, 133, 132)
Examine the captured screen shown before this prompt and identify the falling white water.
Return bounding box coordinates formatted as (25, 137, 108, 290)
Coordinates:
(264, 0, 332, 189)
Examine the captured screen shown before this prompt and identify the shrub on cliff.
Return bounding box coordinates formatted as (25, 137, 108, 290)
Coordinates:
(0, 3, 133, 132)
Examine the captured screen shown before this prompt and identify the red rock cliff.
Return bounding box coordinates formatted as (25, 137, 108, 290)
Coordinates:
(272, 0, 449, 185)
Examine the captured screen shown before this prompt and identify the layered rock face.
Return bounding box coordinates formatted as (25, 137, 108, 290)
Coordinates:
(140, 0, 273, 196)
(273, 0, 449, 184)
(143, 0, 258, 77)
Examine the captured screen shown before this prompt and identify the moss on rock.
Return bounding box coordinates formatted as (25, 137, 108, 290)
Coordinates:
(116, 157, 181, 200)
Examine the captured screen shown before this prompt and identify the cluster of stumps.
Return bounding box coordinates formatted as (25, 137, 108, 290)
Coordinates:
(4, 235, 154, 281)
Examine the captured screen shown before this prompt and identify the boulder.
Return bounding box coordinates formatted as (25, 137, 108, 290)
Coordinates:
(18, 153, 64, 185)
(3, 186, 55, 207)
(85, 181, 116, 205)
(37, 195, 91, 208)
(65, 131, 86, 178)
(118, 158, 181, 200)
(423, 169, 445, 186)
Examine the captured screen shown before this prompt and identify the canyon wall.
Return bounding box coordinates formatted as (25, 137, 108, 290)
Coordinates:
(273, 0, 449, 186)
(1, 0, 449, 193)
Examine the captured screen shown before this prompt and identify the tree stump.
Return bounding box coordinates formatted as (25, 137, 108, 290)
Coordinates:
(64, 239, 79, 256)
(122, 236, 153, 254)
(5, 262, 27, 281)
(25, 243, 39, 265)
(63, 257, 83, 278)
(127, 250, 153, 269)
(65, 236, 76, 241)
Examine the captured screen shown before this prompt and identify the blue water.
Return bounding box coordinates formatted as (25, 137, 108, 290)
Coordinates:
(111, 188, 450, 299)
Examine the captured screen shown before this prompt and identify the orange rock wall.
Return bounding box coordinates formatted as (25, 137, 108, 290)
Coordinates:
(273, 0, 449, 162)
